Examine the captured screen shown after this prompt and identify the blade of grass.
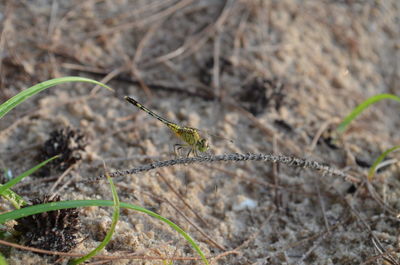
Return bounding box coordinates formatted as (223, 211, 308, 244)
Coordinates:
(0, 76, 114, 119)
(0, 252, 8, 265)
(336, 94, 400, 134)
(368, 145, 400, 181)
(0, 200, 209, 265)
(0, 155, 60, 195)
(0, 185, 25, 209)
(70, 172, 120, 264)
(0, 155, 60, 208)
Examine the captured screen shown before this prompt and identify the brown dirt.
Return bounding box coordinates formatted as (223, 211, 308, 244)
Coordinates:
(0, 0, 399, 264)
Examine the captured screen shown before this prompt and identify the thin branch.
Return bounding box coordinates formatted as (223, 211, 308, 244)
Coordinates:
(156, 172, 210, 228)
(88, 0, 194, 37)
(342, 195, 399, 265)
(316, 183, 330, 233)
(309, 118, 339, 151)
(361, 246, 400, 265)
(0, 238, 236, 262)
(49, 162, 77, 195)
(89, 153, 360, 184)
(61, 63, 215, 100)
(151, 0, 235, 64)
(116, 183, 226, 251)
(295, 233, 325, 265)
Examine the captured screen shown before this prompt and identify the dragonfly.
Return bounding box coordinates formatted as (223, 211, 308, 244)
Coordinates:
(124, 96, 209, 157)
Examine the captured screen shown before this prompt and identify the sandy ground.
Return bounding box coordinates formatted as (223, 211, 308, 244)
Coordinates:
(0, 0, 399, 264)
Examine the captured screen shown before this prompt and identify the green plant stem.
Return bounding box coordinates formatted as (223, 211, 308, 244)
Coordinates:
(368, 145, 400, 181)
(0, 200, 208, 265)
(0, 76, 113, 119)
(336, 93, 400, 134)
(0, 155, 60, 208)
(70, 173, 120, 264)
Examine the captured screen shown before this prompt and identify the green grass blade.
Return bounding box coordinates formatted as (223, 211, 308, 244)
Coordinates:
(70, 173, 120, 264)
(0, 155, 60, 208)
(368, 145, 400, 181)
(0, 185, 25, 209)
(0, 155, 60, 196)
(0, 200, 208, 264)
(336, 94, 400, 134)
(0, 77, 113, 119)
(0, 252, 8, 265)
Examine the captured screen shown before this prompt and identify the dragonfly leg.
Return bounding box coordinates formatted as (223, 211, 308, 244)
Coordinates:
(174, 144, 189, 157)
(186, 147, 196, 157)
(193, 148, 199, 157)
(174, 144, 182, 156)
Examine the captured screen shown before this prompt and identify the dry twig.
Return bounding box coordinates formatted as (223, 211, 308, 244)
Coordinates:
(91, 153, 360, 184)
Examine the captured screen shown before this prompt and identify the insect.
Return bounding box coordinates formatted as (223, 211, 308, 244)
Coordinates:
(124, 96, 209, 157)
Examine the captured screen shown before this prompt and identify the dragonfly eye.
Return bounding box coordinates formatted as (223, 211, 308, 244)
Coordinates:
(197, 138, 209, 152)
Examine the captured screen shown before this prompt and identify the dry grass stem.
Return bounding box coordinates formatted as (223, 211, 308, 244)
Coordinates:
(92, 153, 360, 184)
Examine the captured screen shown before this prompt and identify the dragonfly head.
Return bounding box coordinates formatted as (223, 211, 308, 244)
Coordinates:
(196, 138, 209, 152)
